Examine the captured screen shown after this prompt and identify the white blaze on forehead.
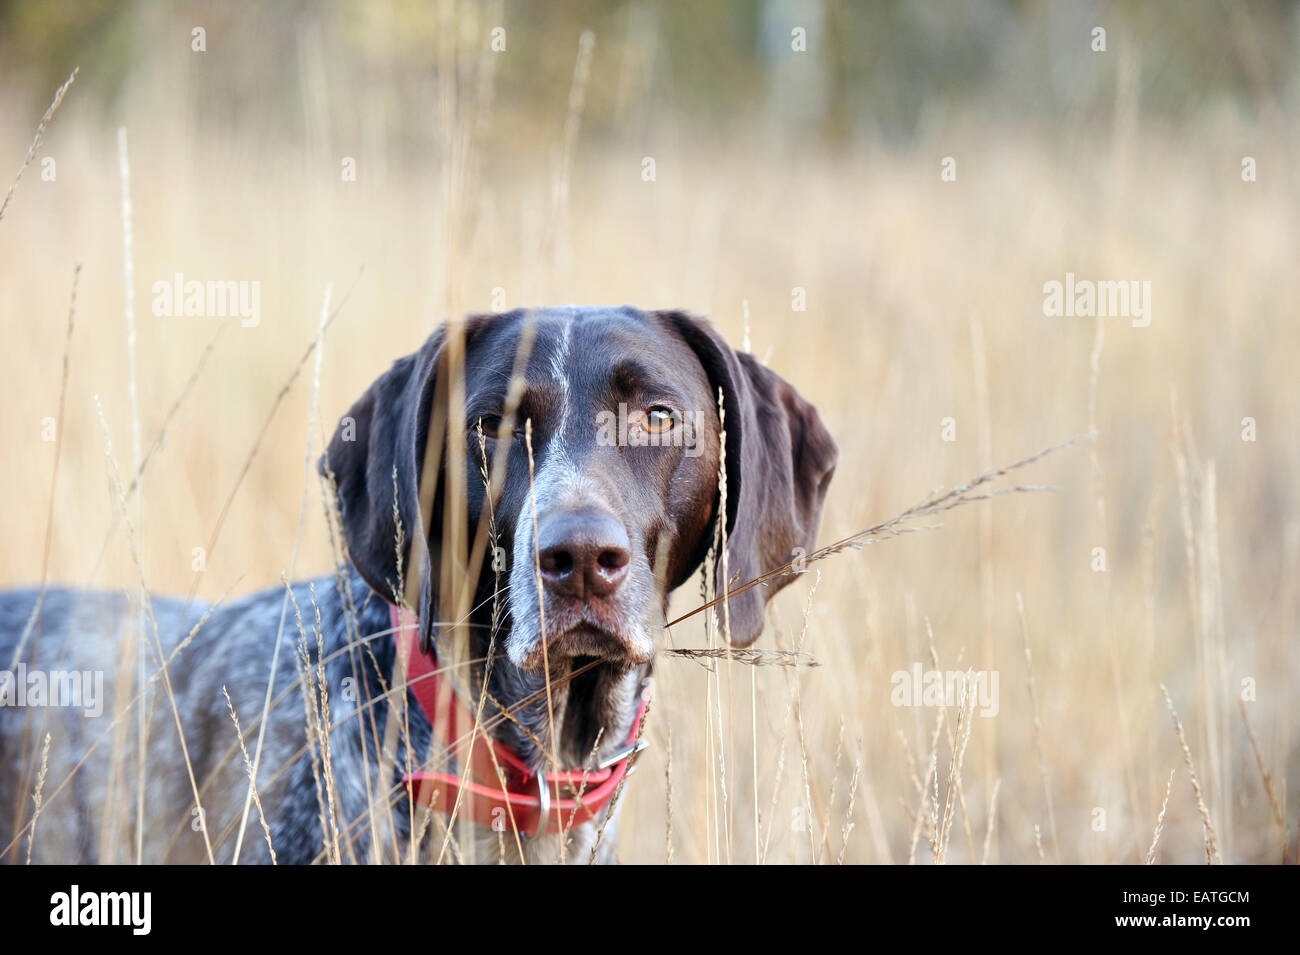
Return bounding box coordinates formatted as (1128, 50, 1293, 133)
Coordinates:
(549, 312, 574, 442)
(549, 313, 574, 389)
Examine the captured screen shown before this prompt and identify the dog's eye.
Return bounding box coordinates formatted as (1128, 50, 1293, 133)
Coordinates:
(644, 407, 677, 434)
(476, 415, 509, 439)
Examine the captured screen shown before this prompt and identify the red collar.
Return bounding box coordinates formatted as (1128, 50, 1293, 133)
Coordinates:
(390, 604, 649, 839)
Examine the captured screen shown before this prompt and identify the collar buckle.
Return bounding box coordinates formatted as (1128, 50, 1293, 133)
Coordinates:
(595, 737, 649, 771)
(529, 771, 551, 841)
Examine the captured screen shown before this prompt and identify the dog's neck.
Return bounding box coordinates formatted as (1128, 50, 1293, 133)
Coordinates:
(477, 639, 648, 771)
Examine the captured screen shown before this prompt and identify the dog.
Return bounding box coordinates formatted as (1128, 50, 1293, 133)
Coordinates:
(0, 306, 836, 864)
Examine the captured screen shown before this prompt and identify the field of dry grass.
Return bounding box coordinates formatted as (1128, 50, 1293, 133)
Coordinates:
(1, 16, 1296, 864)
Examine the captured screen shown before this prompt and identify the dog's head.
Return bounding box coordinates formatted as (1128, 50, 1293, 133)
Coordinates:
(322, 306, 836, 671)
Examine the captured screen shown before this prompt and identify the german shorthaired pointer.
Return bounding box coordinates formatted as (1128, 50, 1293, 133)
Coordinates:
(0, 306, 836, 864)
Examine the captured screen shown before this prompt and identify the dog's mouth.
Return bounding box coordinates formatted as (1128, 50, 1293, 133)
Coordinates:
(553, 623, 649, 662)
(517, 620, 654, 672)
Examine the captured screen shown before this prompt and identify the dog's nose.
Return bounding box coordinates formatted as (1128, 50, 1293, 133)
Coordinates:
(536, 510, 631, 601)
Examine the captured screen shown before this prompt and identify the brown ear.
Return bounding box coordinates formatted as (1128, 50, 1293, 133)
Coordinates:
(659, 311, 838, 646)
(320, 330, 444, 622)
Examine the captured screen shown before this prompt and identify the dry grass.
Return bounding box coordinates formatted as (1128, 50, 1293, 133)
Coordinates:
(0, 67, 76, 223)
(1, 14, 1296, 865)
(1144, 768, 1176, 865)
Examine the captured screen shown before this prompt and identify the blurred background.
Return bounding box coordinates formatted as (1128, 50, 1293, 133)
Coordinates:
(1, 0, 1296, 863)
